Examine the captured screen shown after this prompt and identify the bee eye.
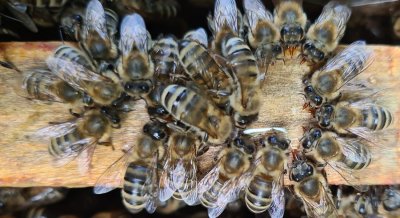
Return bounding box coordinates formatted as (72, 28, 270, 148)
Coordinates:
(304, 85, 313, 93)
(304, 42, 313, 50)
(302, 139, 312, 149)
(234, 138, 244, 147)
(72, 15, 82, 24)
(317, 52, 325, 61)
(245, 145, 255, 154)
(272, 45, 282, 53)
(314, 95, 322, 105)
(313, 129, 322, 139)
(140, 84, 150, 92)
(281, 26, 290, 36)
(279, 142, 289, 150)
(296, 26, 304, 37)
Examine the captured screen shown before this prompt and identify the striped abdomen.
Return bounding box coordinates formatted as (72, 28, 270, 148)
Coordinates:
(105, 8, 119, 38)
(122, 162, 151, 213)
(30, 0, 69, 8)
(225, 37, 261, 110)
(180, 39, 233, 105)
(53, 45, 96, 71)
(49, 128, 85, 158)
(150, 0, 179, 18)
(362, 105, 393, 131)
(152, 37, 180, 81)
(200, 179, 224, 208)
(245, 175, 273, 213)
(339, 142, 371, 170)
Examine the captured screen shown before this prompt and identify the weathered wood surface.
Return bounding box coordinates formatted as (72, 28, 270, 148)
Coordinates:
(0, 42, 399, 187)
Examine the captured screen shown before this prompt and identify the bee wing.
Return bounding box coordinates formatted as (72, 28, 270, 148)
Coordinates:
(83, 0, 108, 40)
(268, 173, 285, 218)
(159, 166, 175, 202)
(144, 154, 160, 214)
(313, 1, 351, 40)
(198, 165, 220, 195)
(46, 56, 106, 92)
(301, 181, 337, 217)
(346, 127, 398, 147)
(178, 158, 198, 205)
(183, 28, 208, 47)
(337, 137, 372, 165)
(213, 0, 239, 35)
(76, 142, 97, 175)
(93, 146, 134, 194)
(5, 1, 38, 32)
(322, 41, 374, 87)
(119, 13, 149, 55)
(51, 137, 96, 168)
(33, 120, 78, 139)
(243, 0, 274, 33)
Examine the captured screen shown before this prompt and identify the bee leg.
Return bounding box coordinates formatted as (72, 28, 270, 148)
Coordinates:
(69, 108, 83, 118)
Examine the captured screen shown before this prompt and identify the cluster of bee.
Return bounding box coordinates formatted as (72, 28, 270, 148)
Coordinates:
(8, 0, 397, 217)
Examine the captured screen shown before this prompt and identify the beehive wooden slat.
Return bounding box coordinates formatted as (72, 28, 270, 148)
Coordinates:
(0, 42, 399, 187)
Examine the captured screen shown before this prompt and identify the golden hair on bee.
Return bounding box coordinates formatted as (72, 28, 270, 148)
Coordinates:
(303, 1, 351, 63)
(273, 0, 307, 47)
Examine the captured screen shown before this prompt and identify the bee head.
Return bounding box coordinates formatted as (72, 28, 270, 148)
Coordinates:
(100, 106, 120, 125)
(234, 113, 259, 128)
(301, 128, 322, 151)
(289, 161, 314, 182)
(303, 41, 325, 62)
(124, 81, 152, 97)
(316, 104, 334, 128)
(383, 188, 400, 211)
(143, 121, 167, 141)
(267, 134, 290, 151)
(84, 112, 109, 136)
(233, 136, 255, 155)
(281, 25, 304, 45)
(304, 85, 323, 107)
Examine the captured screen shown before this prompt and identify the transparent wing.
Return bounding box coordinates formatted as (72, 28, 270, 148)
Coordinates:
(269, 173, 285, 218)
(83, 0, 108, 40)
(178, 158, 198, 205)
(322, 41, 373, 86)
(301, 181, 337, 217)
(183, 28, 208, 47)
(213, 0, 239, 35)
(93, 145, 134, 194)
(198, 165, 220, 195)
(46, 56, 106, 92)
(337, 137, 372, 165)
(159, 168, 175, 202)
(51, 137, 96, 168)
(243, 0, 274, 32)
(313, 1, 351, 41)
(33, 121, 78, 139)
(145, 153, 160, 214)
(76, 142, 97, 175)
(346, 127, 398, 146)
(119, 13, 149, 55)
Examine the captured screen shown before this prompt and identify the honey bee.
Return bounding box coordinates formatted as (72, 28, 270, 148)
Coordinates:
(94, 121, 167, 214)
(35, 109, 112, 173)
(179, 28, 235, 108)
(353, 192, 379, 217)
(244, 129, 290, 216)
(46, 56, 123, 106)
(198, 135, 255, 218)
(117, 13, 154, 99)
(379, 186, 400, 216)
(316, 100, 394, 135)
(303, 1, 351, 63)
(304, 41, 373, 107)
(160, 84, 233, 144)
(273, 0, 307, 48)
(150, 35, 181, 84)
(79, 0, 118, 61)
(243, 0, 283, 65)
(159, 133, 199, 205)
(289, 156, 337, 217)
(301, 128, 372, 179)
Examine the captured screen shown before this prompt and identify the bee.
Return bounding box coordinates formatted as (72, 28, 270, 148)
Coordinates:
(243, 0, 283, 66)
(79, 0, 118, 61)
(179, 28, 235, 108)
(159, 133, 199, 205)
(198, 135, 255, 218)
(289, 156, 337, 217)
(94, 121, 167, 214)
(150, 35, 181, 84)
(117, 13, 154, 99)
(316, 100, 393, 135)
(353, 192, 379, 217)
(244, 129, 290, 216)
(46, 56, 123, 107)
(302, 1, 351, 63)
(273, 0, 307, 49)
(301, 128, 372, 178)
(379, 186, 400, 215)
(160, 84, 233, 144)
(304, 41, 373, 107)
(35, 109, 112, 173)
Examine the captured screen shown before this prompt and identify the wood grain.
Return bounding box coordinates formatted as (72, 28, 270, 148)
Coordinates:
(0, 42, 399, 187)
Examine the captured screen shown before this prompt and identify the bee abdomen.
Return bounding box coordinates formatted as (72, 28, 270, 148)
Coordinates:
(362, 105, 393, 131)
(25, 71, 51, 99)
(153, 38, 179, 78)
(49, 129, 83, 157)
(161, 85, 200, 118)
(339, 143, 371, 170)
(200, 181, 224, 208)
(122, 163, 150, 213)
(53, 45, 95, 71)
(245, 176, 273, 213)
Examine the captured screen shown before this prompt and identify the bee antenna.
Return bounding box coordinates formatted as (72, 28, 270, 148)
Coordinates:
(58, 26, 65, 45)
(0, 60, 21, 73)
(0, 12, 24, 24)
